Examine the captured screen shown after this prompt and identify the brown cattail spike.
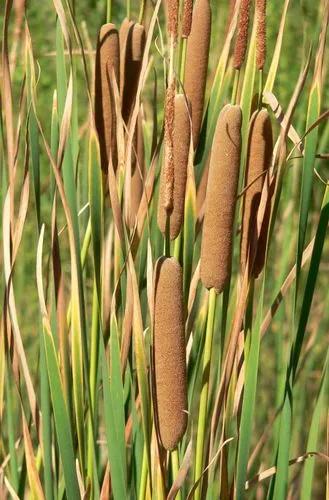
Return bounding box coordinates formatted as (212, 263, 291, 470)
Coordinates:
(240, 108, 273, 277)
(184, 0, 211, 148)
(163, 79, 176, 212)
(182, 0, 193, 38)
(153, 257, 187, 450)
(200, 104, 242, 293)
(256, 0, 266, 70)
(158, 94, 191, 239)
(253, 172, 275, 277)
(120, 20, 146, 123)
(167, 0, 179, 40)
(233, 0, 251, 69)
(119, 18, 134, 95)
(95, 23, 120, 172)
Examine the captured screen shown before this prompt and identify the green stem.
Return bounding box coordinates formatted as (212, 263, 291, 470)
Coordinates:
(165, 213, 171, 257)
(127, 0, 131, 19)
(138, 445, 148, 500)
(139, 0, 146, 24)
(173, 231, 182, 261)
(179, 38, 187, 84)
(232, 69, 240, 105)
(106, 0, 111, 22)
(171, 449, 182, 500)
(194, 288, 217, 499)
(87, 283, 100, 491)
(40, 331, 54, 500)
(258, 69, 263, 109)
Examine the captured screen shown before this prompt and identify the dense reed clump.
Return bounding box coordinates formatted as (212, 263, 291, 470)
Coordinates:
(256, 0, 266, 70)
(233, 0, 251, 69)
(200, 104, 242, 292)
(158, 94, 191, 239)
(240, 108, 273, 276)
(184, 0, 211, 148)
(119, 20, 146, 123)
(153, 257, 187, 450)
(95, 23, 120, 171)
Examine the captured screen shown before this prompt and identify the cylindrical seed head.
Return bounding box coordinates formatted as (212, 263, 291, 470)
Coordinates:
(256, 0, 266, 70)
(153, 257, 187, 450)
(182, 0, 193, 38)
(119, 18, 134, 96)
(158, 94, 191, 239)
(253, 173, 275, 277)
(95, 23, 120, 172)
(167, 0, 179, 40)
(240, 109, 273, 276)
(163, 79, 176, 212)
(120, 20, 146, 123)
(184, 0, 211, 149)
(233, 0, 251, 70)
(200, 104, 242, 293)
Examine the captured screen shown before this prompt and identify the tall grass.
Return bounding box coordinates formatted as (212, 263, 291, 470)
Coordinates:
(0, 0, 328, 499)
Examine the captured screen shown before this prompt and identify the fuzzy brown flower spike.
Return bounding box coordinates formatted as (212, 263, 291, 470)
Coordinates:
(119, 20, 146, 123)
(95, 24, 120, 172)
(163, 79, 176, 212)
(153, 257, 187, 450)
(256, 0, 266, 70)
(167, 0, 179, 40)
(182, 0, 193, 38)
(158, 94, 191, 239)
(200, 104, 242, 292)
(240, 109, 273, 277)
(233, 0, 251, 70)
(184, 0, 211, 148)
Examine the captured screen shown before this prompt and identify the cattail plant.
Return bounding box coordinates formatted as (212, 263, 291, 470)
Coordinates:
(158, 94, 191, 239)
(195, 105, 242, 499)
(153, 257, 187, 450)
(240, 108, 273, 277)
(95, 23, 120, 172)
(184, 0, 211, 148)
(200, 104, 242, 292)
(233, 0, 251, 70)
(120, 20, 146, 123)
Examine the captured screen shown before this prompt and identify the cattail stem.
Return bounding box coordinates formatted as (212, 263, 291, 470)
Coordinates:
(138, 446, 148, 500)
(171, 449, 182, 500)
(179, 38, 187, 82)
(87, 283, 100, 488)
(139, 0, 146, 23)
(165, 215, 171, 257)
(232, 69, 240, 104)
(173, 231, 182, 261)
(127, 0, 131, 19)
(258, 69, 263, 109)
(194, 287, 217, 500)
(106, 0, 111, 22)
